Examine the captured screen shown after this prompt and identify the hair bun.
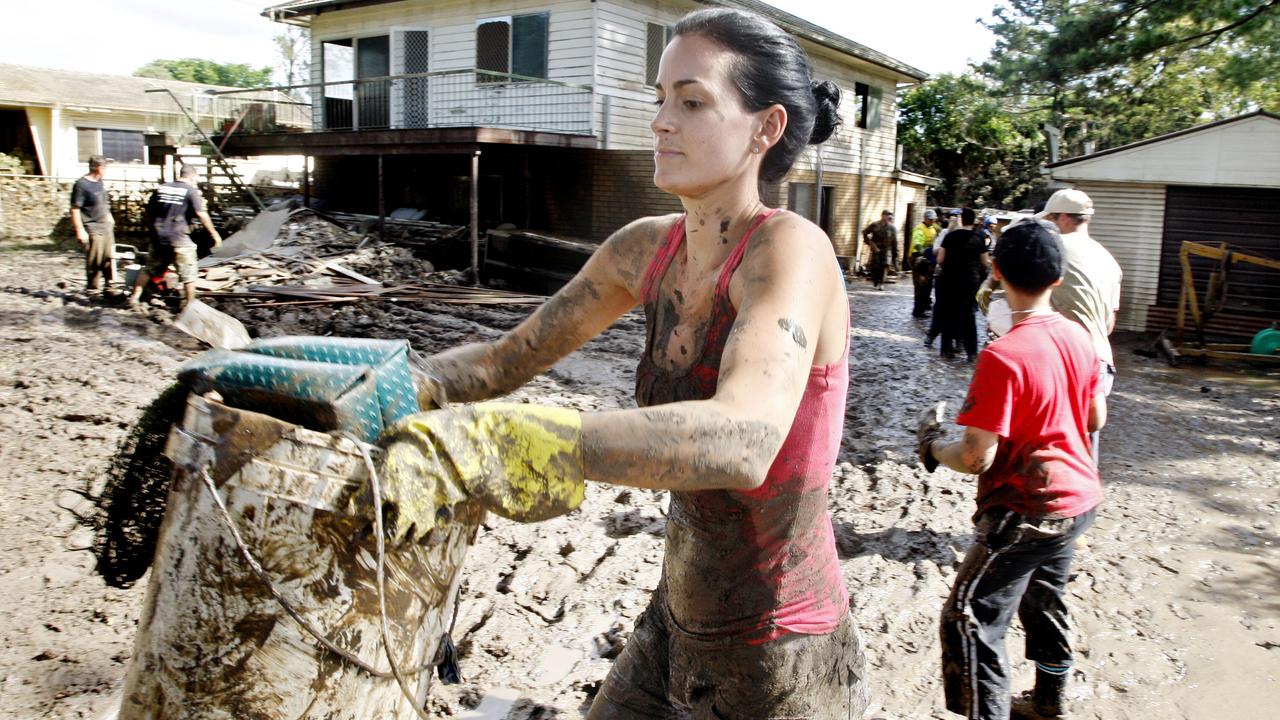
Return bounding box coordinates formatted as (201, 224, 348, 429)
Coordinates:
(808, 80, 842, 145)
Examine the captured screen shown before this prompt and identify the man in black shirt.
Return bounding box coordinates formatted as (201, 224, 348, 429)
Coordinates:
(69, 155, 115, 292)
(936, 208, 992, 361)
(128, 164, 222, 309)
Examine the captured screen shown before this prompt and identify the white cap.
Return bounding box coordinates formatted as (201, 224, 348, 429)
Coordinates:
(1035, 188, 1094, 219)
(924, 209, 938, 220)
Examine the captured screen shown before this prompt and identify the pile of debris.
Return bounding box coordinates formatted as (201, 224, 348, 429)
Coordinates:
(197, 210, 545, 310)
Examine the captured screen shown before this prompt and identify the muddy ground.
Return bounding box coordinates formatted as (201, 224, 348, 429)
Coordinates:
(1, 246, 1277, 719)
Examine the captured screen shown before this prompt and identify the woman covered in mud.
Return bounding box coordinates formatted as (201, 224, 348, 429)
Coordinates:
(382, 8, 864, 718)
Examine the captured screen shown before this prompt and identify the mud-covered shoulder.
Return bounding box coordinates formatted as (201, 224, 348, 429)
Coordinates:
(733, 209, 837, 297)
(594, 213, 683, 297)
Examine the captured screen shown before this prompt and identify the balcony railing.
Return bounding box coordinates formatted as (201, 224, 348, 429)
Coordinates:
(201, 69, 594, 138)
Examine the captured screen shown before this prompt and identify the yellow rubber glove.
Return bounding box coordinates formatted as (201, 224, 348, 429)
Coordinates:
(354, 403, 586, 544)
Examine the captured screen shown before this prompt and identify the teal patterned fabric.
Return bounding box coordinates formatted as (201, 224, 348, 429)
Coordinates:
(177, 337, 421, 442)
(245, 337, 419, 428)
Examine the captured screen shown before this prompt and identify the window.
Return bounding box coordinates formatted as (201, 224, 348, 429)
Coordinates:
(76, 128, 97, 162)
(854, 82, 882, 130)
(645, 23, 671, 86)
(787, 183, 834, 235)
(76, 128, 146, 163)
(476, 12, 549, 82)
(321, 36, 391, 130)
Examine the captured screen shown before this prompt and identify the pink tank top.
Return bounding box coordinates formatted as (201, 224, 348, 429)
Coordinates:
(635, 210, 850, 644)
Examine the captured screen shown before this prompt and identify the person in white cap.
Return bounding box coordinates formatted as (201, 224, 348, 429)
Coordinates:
(1036, 188, 1122, 466)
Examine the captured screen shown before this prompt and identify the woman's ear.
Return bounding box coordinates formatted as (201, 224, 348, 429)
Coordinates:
(991, 260, 1004, 282)
(758, 104, 788, 152)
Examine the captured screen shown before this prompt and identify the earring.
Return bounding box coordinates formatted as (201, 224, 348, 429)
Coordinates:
(751, 146, 760, 154)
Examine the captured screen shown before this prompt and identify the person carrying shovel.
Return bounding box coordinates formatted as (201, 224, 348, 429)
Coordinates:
(369, 8, 865, 718)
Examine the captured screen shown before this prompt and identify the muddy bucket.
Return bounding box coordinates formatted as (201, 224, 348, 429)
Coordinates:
(117, 393, 483, 719)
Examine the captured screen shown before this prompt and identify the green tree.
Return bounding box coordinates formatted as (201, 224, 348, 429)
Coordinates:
(978, 0, 1280, 156)
(898, 73, 1047, 209)
(134, 59, 273, 88)
(274, 27, 310, 87)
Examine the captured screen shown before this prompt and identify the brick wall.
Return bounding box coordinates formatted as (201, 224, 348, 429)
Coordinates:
(589, 150, 682, 240)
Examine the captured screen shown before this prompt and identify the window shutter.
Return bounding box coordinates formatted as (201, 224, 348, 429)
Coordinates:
(512, 12, 549, 79)
(477, 19, 511, 81)
(401, 30, 431, 128)
(867, 86, 883, 130)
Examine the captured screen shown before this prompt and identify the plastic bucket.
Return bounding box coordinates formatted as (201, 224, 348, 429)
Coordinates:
(1251, 327, 1280, 356)
(122, 264, 142, 291)
(117, 394, 482, 719)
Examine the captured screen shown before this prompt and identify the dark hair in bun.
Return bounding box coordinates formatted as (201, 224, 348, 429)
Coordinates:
(809, 80, 842, 145)
(672, 8, 842, 182)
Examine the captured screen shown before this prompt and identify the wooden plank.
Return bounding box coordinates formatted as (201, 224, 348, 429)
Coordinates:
(325, 263, 382, 285)
(1177, 348, 1280, 363)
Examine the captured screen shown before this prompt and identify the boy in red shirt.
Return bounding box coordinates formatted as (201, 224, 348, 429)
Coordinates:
(917, 219, 1106, 720)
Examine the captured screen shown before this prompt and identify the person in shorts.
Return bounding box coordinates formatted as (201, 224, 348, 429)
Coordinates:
(129, 164, 222, 309)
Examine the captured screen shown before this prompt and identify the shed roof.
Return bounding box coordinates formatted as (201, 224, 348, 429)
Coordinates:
(0, 64, 239, 114)
(262, 0, 929, 83)
(1046, 110, 1280, 188)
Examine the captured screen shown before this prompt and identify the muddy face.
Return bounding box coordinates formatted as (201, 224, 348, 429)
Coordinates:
(651, 34, 764, 198)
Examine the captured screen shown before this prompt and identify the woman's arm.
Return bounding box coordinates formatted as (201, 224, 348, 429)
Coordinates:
(428, 216, 670, 403)
(581, 213, 840, 492)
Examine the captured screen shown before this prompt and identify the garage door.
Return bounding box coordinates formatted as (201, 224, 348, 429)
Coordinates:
(1156, 185, 1280, 325)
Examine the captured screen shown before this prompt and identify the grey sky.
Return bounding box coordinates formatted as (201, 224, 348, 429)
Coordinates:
(3, 0, 996, 82)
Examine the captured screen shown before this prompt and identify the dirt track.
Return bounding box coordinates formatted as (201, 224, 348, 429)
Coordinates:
(1, 247, 1277, 719)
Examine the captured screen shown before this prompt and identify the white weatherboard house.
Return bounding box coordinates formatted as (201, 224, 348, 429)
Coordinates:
(1045, 110, 1280, 338)
(0, 64, 240, 182)
(240, 0, 934, 257)
(0, 64, 305, 187)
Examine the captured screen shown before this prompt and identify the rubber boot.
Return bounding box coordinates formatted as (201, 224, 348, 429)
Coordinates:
(1011, 668, 1070, 719)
